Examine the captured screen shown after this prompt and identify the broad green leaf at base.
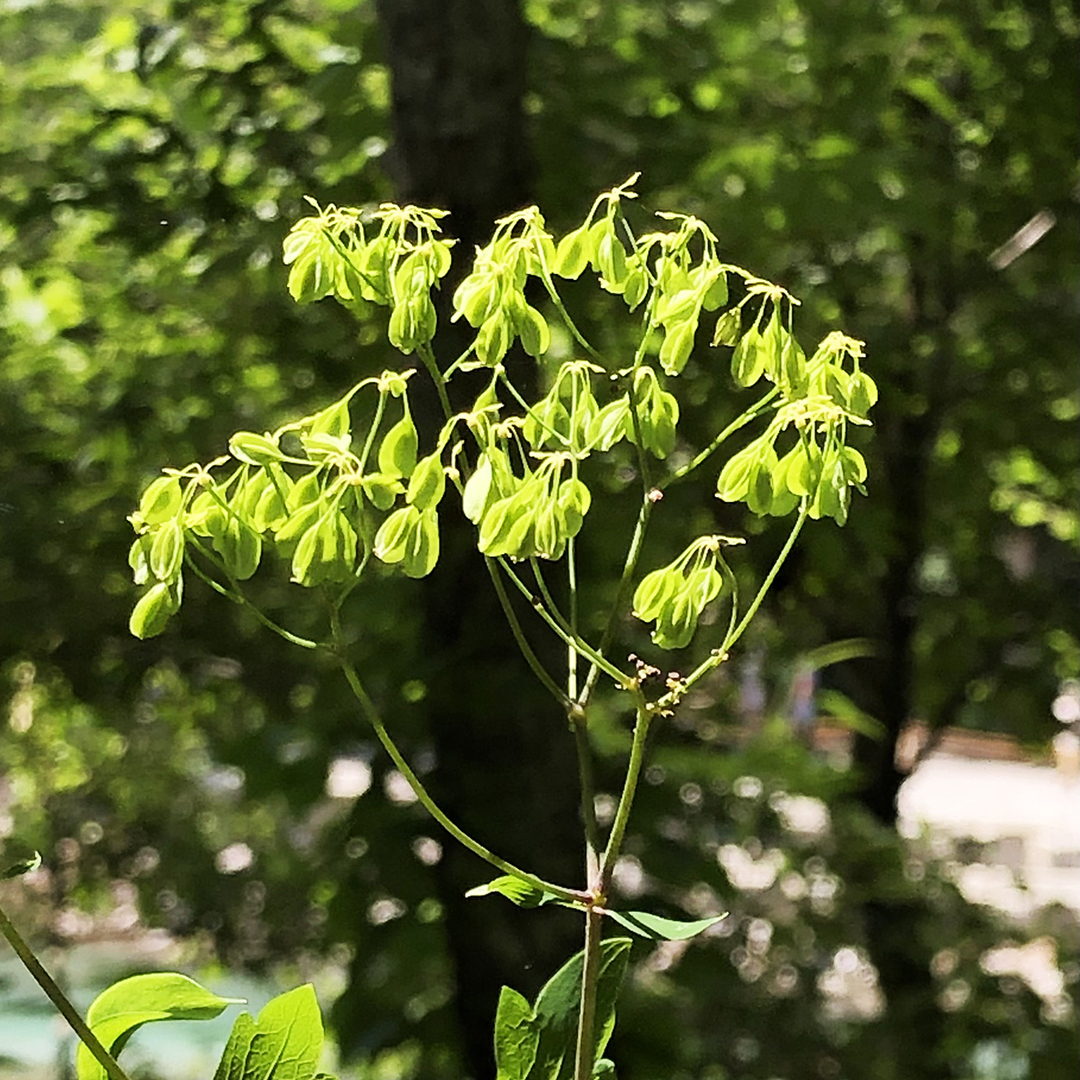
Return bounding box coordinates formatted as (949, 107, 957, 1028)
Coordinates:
(76, 973, 244, 1080)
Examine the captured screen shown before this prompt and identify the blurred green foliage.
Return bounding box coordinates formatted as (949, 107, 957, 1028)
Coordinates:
(2, 1, 1077, 1078)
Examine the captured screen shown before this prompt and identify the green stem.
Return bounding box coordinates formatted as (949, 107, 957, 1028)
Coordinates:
(573, 906, 604, 1080)
(567, 534, 580, 699)
(497, 370, 571, 450)
(535, 265, 607, 367)
(497, 560, 630, 688)
(661, 503, 809, 708)
(659, 386, 780, 490)
(356, 389, 387, 474)
(577, 490, 653, 709)
(183, 546, 320, 650)
(486, 560, 571, 710)
(598, 701, 653, 893)
(0, 901, 132, 1080)
(417, 342, 454, 423)
(725, 501, 809, 652)
(332, 625, 588, 905)
(572, 714, 601, 880)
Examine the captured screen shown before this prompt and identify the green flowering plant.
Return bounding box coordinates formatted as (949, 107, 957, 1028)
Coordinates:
(2, 175, 875, 1080)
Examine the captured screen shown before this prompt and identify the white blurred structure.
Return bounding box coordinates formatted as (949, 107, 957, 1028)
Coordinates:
(896, 723, 1080, 918)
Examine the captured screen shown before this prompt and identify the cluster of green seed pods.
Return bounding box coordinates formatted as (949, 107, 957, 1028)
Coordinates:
(130, 177, 876, 656)
(716, 331, 874, 525)
(127, 372, 452, 638)
(632, 535, 742, 649)
(283, 200, 453, 354)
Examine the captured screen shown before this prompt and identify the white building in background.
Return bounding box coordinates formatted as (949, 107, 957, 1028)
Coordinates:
(895, 723, 1080, 918)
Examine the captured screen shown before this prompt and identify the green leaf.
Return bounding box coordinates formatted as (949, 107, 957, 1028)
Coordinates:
(495, 987, 540, 1080)
(241, 985, 323, 1080)
(530, 938, 632, 1080)
(77, 973, 242, 1080)
(1, 842, 41, 879)
(213, 1011, 257, 1080)
(465, 875, 562, 909)
(601, 910, 726, 941)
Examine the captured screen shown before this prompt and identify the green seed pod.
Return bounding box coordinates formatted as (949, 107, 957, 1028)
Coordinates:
(557, 476, 591, 537)
(215, 517, 263, 581)
(659, 319, 696, 376)
(711, 308, 742, 348)
(632, 566, 680, 623)
(137, 475, 183, 527)
(588, 398, 630, 452)
(406, 452, 447, 512)
(462, 455, 494, 524)
(309, 397, 352, 438)
(513, 299, 551, 358)
(847, 371, 878, 418)
(596, 229, 629, 292)
(129, 581, 178, 640)
(402, 508, 440, 578)
(378, 408, 419, 479)
(228, 432, 287, 470)
(374, 505, 420, 565)
(128, 534, 152, 585)
(360, 472, 404, 512)
(731, 328, 764, 387)
(150, 520, 184, 582)
(253, 479, 289, 532)
(554, 226, 590, 280)
(475, 310, 513, 367)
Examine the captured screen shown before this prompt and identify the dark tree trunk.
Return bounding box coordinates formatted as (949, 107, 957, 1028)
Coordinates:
(364, 4, 583, 1076)
(374, 0, 534, 248)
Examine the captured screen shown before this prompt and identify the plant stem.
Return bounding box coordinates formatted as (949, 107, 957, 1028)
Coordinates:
(572, 699, 652, 1080)
(332, 628, 588, 905)
(598, 702, 653, 892)
(0, 901, 132, 1080)
(183, 547, 320, 650)
(416, 342, 454, 422)
(572, 714, 601, 880)
(660, 503, 810, 708)
(659, 386, 780, 490)
(572, 906, 604, 1080)
(487, 560, 571, 710)
(497, 560, 631, 688)
(577, 489, 653, 709)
